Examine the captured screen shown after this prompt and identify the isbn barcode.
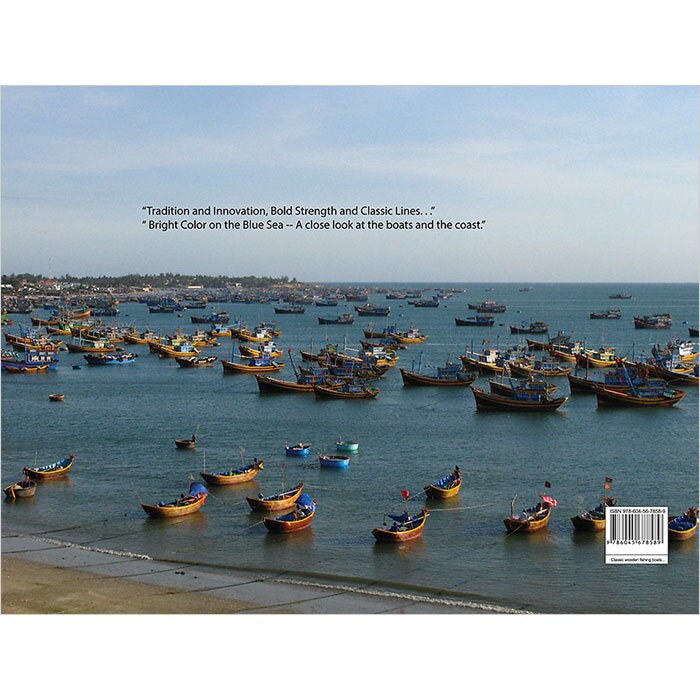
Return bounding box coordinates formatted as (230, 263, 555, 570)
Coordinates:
(608, 512, 664, 544)
(605, 507, 668, 564)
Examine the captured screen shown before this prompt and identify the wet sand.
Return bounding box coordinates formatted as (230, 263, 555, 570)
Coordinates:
(2, 557, 255, 614)
(1, 533, 516, 613)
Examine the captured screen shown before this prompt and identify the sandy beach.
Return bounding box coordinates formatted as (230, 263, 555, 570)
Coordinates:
(1, 532, 520, 614)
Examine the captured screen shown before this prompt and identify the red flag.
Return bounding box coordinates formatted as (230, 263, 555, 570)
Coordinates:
(544, 481, 551, 489)
(604, 483, 612, 490)
(604, 476, 613, 483)
(400, 490, 410, 501)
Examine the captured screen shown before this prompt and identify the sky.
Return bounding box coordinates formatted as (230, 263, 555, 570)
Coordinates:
(1, 86, 698, 282)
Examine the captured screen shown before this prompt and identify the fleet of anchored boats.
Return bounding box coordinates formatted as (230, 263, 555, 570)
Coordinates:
(4, 452, 696, 545)
(3, 293, 697, 549)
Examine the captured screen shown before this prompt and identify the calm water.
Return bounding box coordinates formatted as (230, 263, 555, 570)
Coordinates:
(2, 283, 698, 613)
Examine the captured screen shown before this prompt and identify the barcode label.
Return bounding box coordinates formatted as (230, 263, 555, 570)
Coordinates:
(605, 507, 668, 564)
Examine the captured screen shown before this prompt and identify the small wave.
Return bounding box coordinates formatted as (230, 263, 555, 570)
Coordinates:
(33, 536, 152, 561)
(274, 577, 530, 614)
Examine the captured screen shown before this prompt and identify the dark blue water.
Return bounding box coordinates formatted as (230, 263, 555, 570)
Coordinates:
(2, 283, 697, 612)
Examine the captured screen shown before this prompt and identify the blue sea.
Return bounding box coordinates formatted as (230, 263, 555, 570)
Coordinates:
(2, 283, 698, 613)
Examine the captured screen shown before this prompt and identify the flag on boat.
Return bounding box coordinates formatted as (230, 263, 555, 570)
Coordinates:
(540, 494, 557, 508)
(400, 490, 410, 501)
(604, 483, 612, 490)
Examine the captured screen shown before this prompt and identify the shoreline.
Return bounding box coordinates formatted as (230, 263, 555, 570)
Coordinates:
(2, 532, 525, 614)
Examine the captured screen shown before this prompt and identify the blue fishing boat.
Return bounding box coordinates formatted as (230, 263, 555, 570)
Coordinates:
(1, 347, 59, 371)
(318, 454, 350, 468)
(285, 443, 311, 457)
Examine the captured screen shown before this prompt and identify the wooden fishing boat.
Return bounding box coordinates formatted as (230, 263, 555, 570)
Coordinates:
(141, 483, 208, 518)
(233, 328, 274, 343)
(23, 454, 74, 480)
(48, 393, 65, 401)
(4, 364, 50, 374)
(650, 363, 699, 385)
(468, 301, 506, 313)
(318, 313, 355, 325)
(157, 342, 199, 358)
(504, 499, 554, 533)
(510, 321, 549, 335)
(255, 374, 317, 393)
(400, 366, 475, 387)
(200, 460, 264, 485)
(69, 308, 91, 320)
(246, 482, 304, 511)
(567, 372, 602, 393)
(424, 470, 461, 499)
(576, 348, 625, 369)
(388, 328, 428, 344)
(4, 478, 37, 499)
(471, 386, 568, 411)
(263, 494, 316, 533)
(372, 509, 429, 543)
(221, 357, 284, 373)
(634, 314, 672, 330)
(175, 436, 197, 449)
(65, 339, 118, 353)
(319, 454, 350, 468)
(509, 358, 571, 377)
(548, 343, 583, 363)
(590, 309, 622, 319)
(5, 331, 61, 351)
(209, 325, 232, 337)
(313, 383, 379, 399)
(571, 497, 616, 531)
(239, 343, 283, 359)
(594, 385, 685, 407)
(355, 304, 391, 317)
(488, 376, 557, 397)
(455, 316, 494, 326)
(123, 330, 160, 344)
(668, 508, 698, 541)
(176, 356, 217, 368)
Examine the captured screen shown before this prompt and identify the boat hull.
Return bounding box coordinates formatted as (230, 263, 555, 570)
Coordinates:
(263, 510, 315, 533)
(313, 385, 379, 399)
(594, 386, 685, 407)
(571, 514, 606, 531)
(372, 512, 429, 542)
(141, 495, 207, 518)
(23, 458, 74, 481)
(255, 374, 314, 392)
(200, 466, 262, 485)
(471, 387, 567, 412)
(400, 368, 475, 387)
(246, 483, 304, 511)
(668, 520, 698, 541)
(221, 359, 283, 373)
(504, 509, 551, 533)
(4, 481, 37, 499)
(424, 481, 461, 499)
